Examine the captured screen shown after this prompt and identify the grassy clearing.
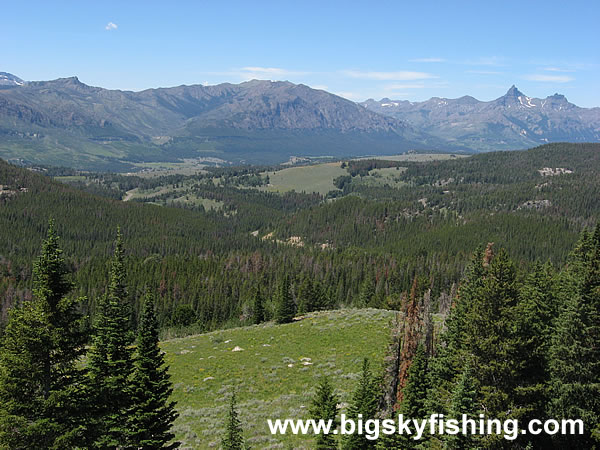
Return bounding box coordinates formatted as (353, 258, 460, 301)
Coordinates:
(259, 162, 347, 196)
(162, 309, 396, 448)
(357, 167, 408, 188)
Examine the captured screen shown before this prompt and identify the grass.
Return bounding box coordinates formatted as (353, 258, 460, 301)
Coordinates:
(259, 162, 347, 196)
(123, 181, 225, 211)
(357, 167, 408, 188)
(162, 308, 396, 448)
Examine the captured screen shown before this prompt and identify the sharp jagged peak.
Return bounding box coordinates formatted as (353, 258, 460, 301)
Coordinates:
(505, 85, 525, 98)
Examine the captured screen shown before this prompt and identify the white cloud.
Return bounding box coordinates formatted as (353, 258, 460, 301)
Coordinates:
(542, 67, 575, 73)
(311, 84, 329, 91)
(105, 22, 118, 31)
(341, 70, 437, 81)
(523, 74, 574, 83)
(409, 58, 446, 63)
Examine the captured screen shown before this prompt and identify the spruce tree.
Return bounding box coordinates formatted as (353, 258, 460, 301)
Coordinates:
(383, 343, 430, 450)
(274, 275, 294, 324)
(444, 362, 479, 450)
(400, 344, 429, 420)
(511, 262, 557, 448)
(128, 292, 179, 448)
(297, 275, 316, 314)
(343, 358, 379, 449)
(0, 220, 86, 448)
(310, 377, 339, 449)
(222, 392, 245, 450)
(426, 245, 533, 448)
(313, 280, 330, 311)
(252, 287, 265, 324)
(86, 228, 135, 447)
(548, 226, 600, 448)
(358, 274, 375, 307)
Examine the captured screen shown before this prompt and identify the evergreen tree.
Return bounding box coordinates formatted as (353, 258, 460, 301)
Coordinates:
(425, 247, 487, 418)
(128, 292, 179, 448)
(426, 245, 536, 448)
(358, 274, 375, 307)
(389, 343, 430, 450)
(297, 275, 316, 314)
(444, 362, 479, 450)
(310, 377, 339, 449)
(343, 358, 379, 449)
(400, 344, 429, 420)
(274, 275, 294, 324)
(314, 280, 331, 311)
(252, 287, 265, 324)
(0, 220, 86, 448)
(222, 392, 245, 450)
(548, 226, 600, 448)
(86, 229, 135, 447)
(511, 262, 557, 448)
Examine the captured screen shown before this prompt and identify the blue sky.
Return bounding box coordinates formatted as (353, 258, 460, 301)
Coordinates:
(2, 0, 599, 106)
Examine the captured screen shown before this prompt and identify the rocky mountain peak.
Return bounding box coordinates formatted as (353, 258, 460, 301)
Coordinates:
(0, 72, 25, 86)
(505, 85, 524, 97)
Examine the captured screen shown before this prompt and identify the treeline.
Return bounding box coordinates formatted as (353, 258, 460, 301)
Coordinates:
(0, 223, 178, 448)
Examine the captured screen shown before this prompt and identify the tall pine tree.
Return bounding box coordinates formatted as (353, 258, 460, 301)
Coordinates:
(443, 362, 479, 450)
(310, 377, 339, 449)
(252, 287, 265, 324)
(549, 226, 600, 448)
(343, 358, 379, 449)
(222, 392, 245, 450)
(127, 292, 179, 448)
(86, 228, 135, 448)
(274, 275, 294, 324)
(0, 220, 86, 448)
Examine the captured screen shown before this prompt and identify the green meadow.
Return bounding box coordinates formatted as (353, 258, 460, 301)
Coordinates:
(162, 309, 396, 448)
(260, 162, 347, 196)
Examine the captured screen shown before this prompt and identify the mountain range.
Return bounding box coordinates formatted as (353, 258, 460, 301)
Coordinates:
(362, 86, 600, 151)
(0, 74, 443, 170)
(0, 72, 598, 170)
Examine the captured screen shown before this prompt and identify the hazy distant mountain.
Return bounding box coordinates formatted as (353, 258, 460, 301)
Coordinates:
(0, 74, 447, 170)
(362, 86, 600, 151)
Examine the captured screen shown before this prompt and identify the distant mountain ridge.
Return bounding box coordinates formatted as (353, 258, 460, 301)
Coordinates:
(0, 73, 447, 170)
(1, 71, 598, 170)
(362, 86, 600, 151)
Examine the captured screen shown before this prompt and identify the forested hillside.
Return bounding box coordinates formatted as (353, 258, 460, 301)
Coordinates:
(1, 143, 599, 334)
